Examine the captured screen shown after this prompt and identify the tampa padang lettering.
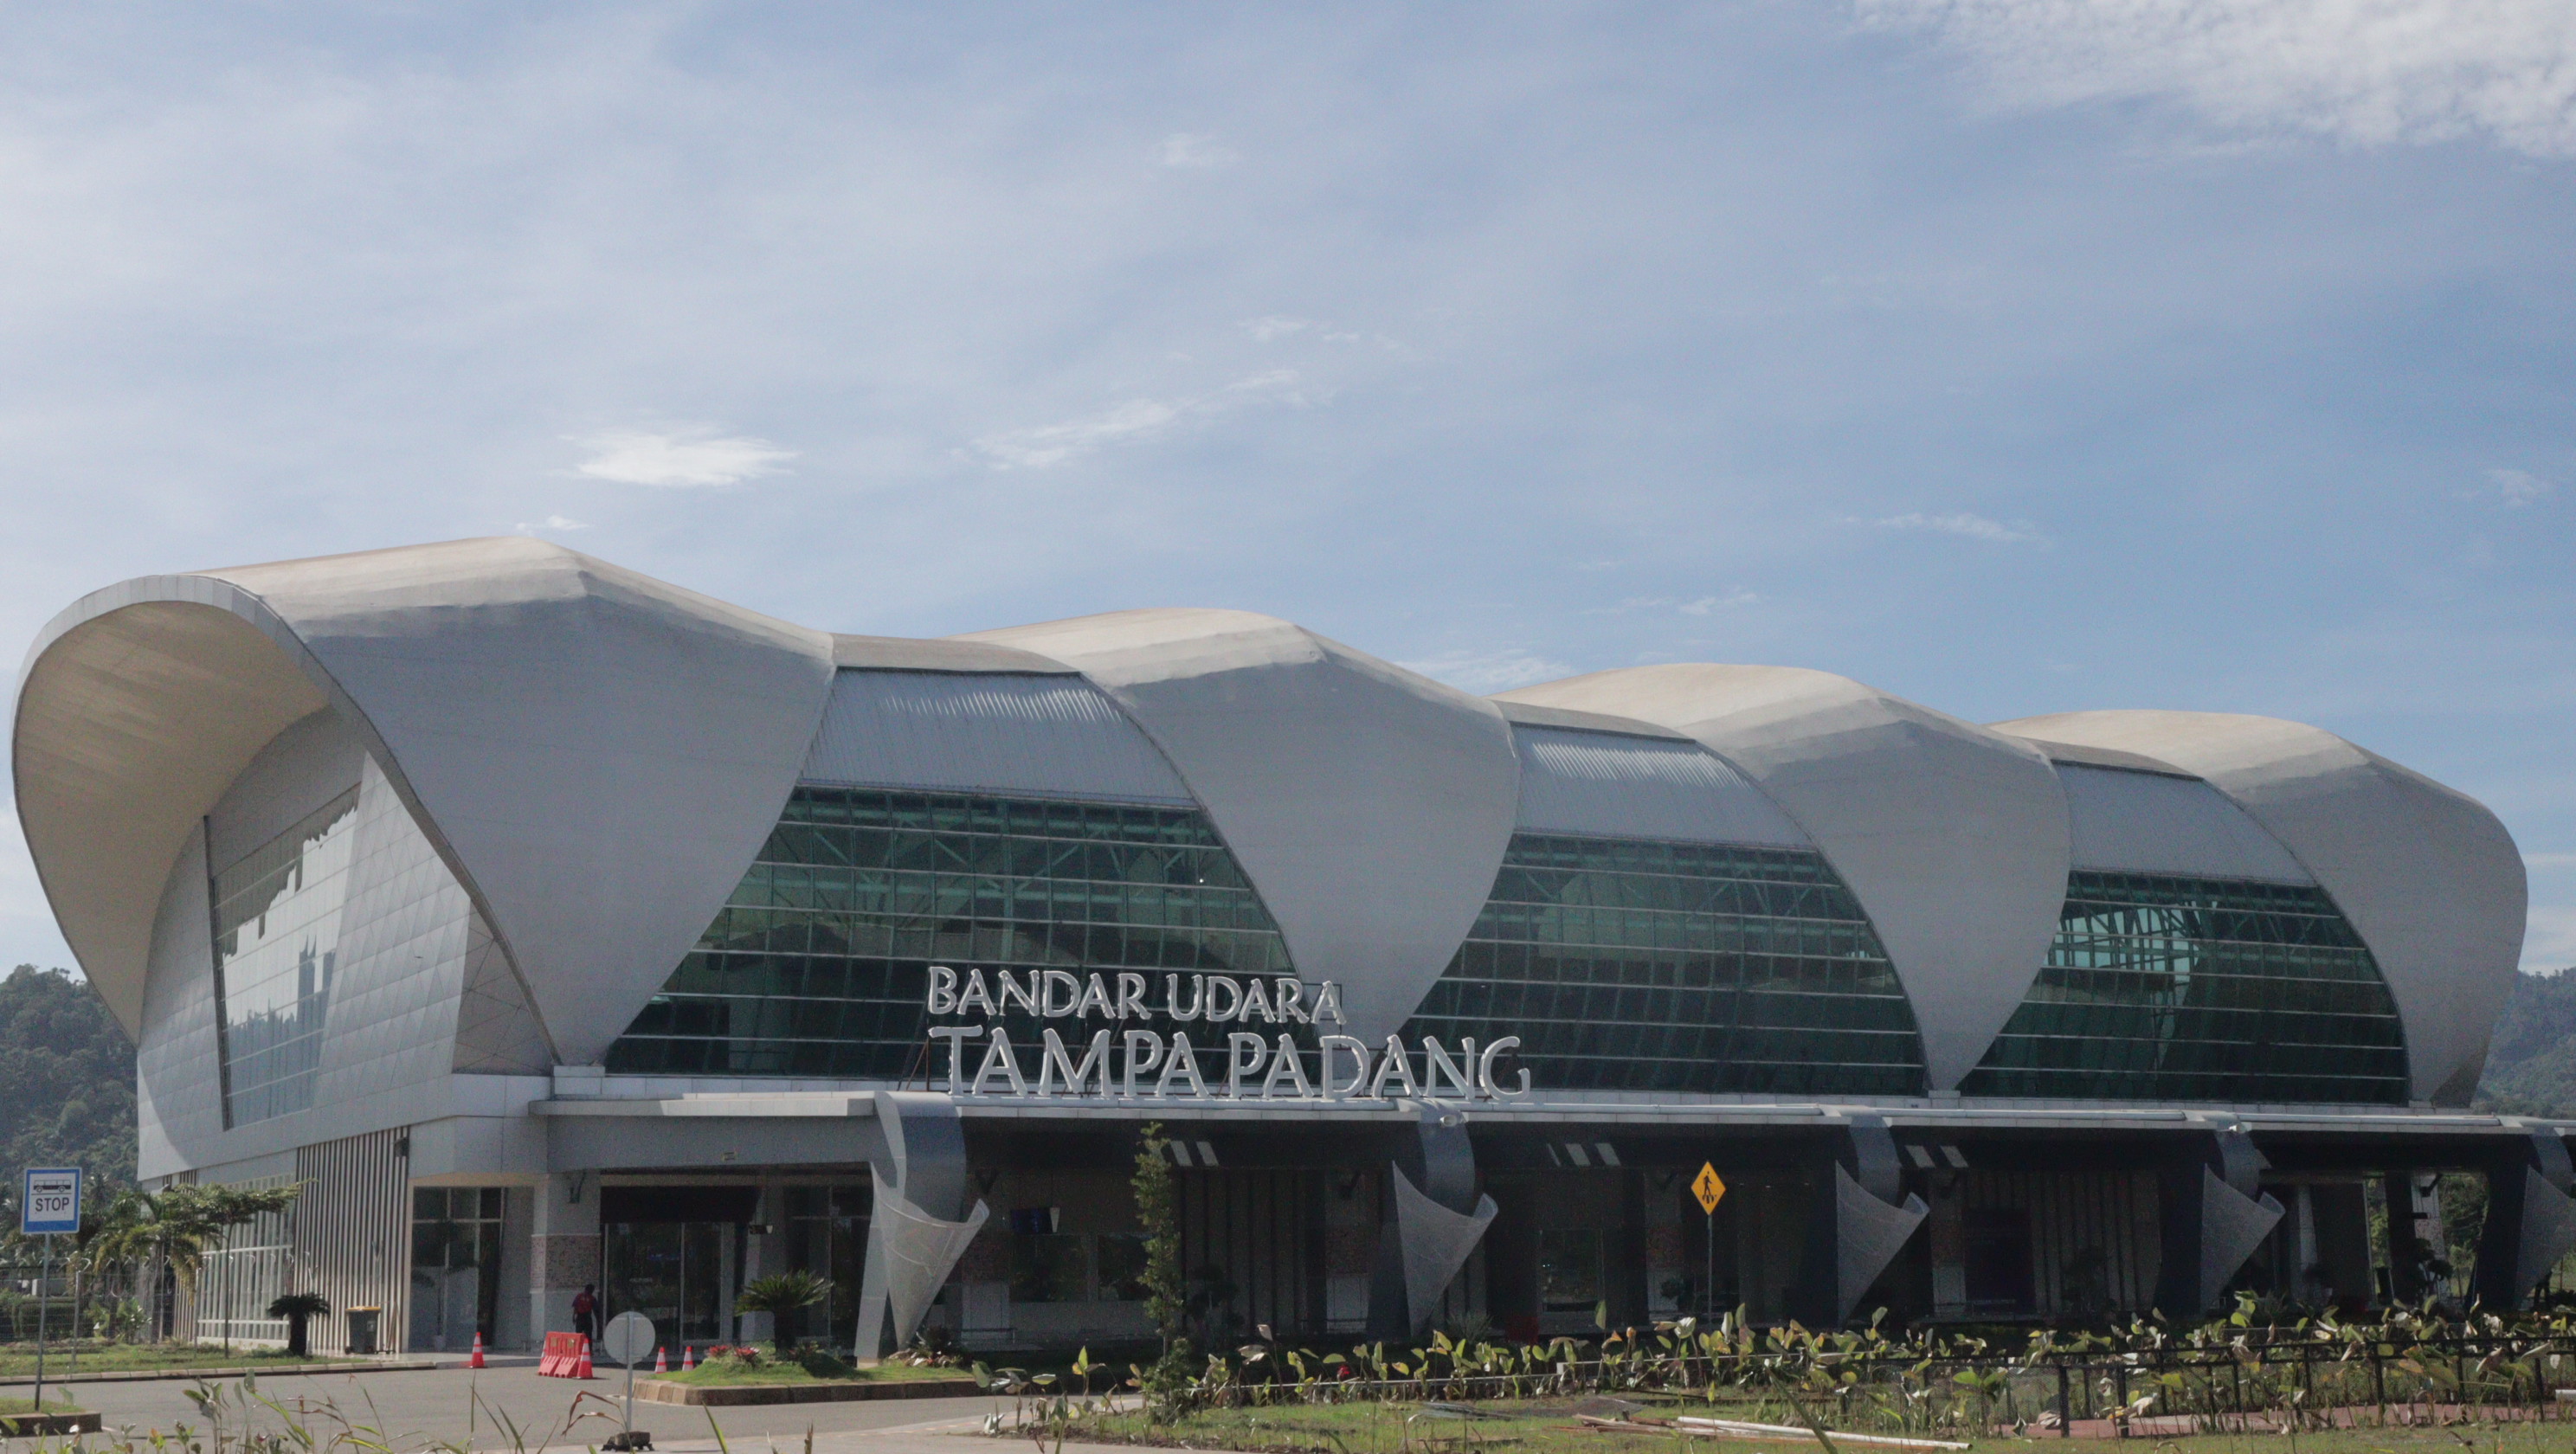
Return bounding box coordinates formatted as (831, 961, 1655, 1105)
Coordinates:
(921, 966, 1529, 1103)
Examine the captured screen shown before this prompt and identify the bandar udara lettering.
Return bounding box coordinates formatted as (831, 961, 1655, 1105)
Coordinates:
(922, 967, 1528, 1101)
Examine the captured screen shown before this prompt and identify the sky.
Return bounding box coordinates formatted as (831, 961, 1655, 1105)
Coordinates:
(3, 1, 2573, 975)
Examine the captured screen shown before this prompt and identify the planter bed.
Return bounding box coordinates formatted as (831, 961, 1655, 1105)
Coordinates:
(635, 1376, 980, 1406)
(0, 1361, 435, 1386)
(0, 1411, 101, 1435)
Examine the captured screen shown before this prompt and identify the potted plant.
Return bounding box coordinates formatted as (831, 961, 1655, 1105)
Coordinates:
(731, 1271, 831, 1357)
(267, 1290, 332, 1357)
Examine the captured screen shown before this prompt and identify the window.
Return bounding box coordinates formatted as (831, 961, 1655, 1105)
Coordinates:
(783, 1186, 870, 1348)
(1960, 872, 2408, 1103)
(1010, 1231, 1146, 1303)
(210, 790, 359, 1126)
(1400, 833, 1927, 1095)
(409, 1187, 506, 1352)
(1537, 1228, 1603, 1311)
(607, 788, 1297, 1078)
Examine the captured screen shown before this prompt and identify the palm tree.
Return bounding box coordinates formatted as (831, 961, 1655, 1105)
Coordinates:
(84, 1184, 303, 1343)
(266, 1291, 331, 1356)
(733, 1271, 831, 1356)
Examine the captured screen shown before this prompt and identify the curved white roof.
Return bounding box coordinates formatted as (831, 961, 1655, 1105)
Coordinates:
(15, 538, 838, 1058)
(1995, 711, 2526, 1105)
(1498, 665, 2070, 1091)
(959, 608, 1521, 1042)
(1510, 724, 1810, 847)
(2054, 763, 2315, 883)
(14, 542, 2525, 1107)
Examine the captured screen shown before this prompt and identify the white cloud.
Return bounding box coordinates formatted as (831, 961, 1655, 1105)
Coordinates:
(1860, 0, 2576, 158)
(513, 513, 589, 534)
(570, 428, 795, 487)
(1397, 648, 1577, 693)
(1680, 589, 1761, 614)
(2525, 905, 2576, 970)
(2525, 852, 2576, 869)
(1244, 316, 1314, 342)
(1594, 590, 1761, 615)
(1160, 132, 1240, 169)
(2484, 467, 2556, 506)
(971, 371, 1315, 469)
(1872, 511, 2045, 544)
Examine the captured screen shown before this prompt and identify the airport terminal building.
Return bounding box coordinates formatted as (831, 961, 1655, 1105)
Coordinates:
(13, 538, 2562, 1356)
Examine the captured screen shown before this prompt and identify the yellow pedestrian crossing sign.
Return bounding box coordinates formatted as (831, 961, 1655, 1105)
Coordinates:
(1691, 1163, 1726, 1214)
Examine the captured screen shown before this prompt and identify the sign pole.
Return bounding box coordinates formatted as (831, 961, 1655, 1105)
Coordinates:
(1690, 1163, 1726, 1323)
(34, 1235, 48, 1414)
(22, 1168, 80, 1417)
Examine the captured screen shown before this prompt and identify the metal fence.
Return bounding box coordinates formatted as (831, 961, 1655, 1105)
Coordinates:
(1185, 1334, 2576, 1437)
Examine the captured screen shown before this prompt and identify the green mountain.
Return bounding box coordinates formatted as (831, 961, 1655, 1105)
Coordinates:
(2474, 967, 2576, 1117)
(0, 965, 136, 1192)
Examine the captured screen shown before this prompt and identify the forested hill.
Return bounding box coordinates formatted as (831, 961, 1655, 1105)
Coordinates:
(2476, 967, 2576, 1117)
(0, 965, 136, 1190)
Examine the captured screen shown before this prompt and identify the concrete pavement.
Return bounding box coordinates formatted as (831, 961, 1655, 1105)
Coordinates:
(36, 1362, 1044, 1452)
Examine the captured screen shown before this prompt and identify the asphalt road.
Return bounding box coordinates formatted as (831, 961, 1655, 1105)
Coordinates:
(35, 1363, 1027, 1451)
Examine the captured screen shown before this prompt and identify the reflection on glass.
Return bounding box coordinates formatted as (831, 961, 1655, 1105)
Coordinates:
(211, 791, 358, 1126)
(785, 1185, 870, 1348)
(606, 788, 1296, 1078)
(408, 1187, 506, 1352)
(1537, 1228, 1603, 1311)
(1961, 872, 2408, 1103)
(1401, 833, 1927, 1095)
(1012, 1233, 1088, 1304)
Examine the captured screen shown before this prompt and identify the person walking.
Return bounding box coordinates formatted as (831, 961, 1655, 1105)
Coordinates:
(572, 1284, 600, 1341)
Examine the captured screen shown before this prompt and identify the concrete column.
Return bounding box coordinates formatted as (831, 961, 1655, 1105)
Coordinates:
(2383, 1173, 2436, 1303)
(2309, 1182, 2373, 1309)
(528, 1172, 602, 1343)
(1365, 1103, 1494, 1341)
(2153, 1127, 2281, 1316)
(2473, 1128, 2576, 1309)
(1790, 1116, 1928, 1327)
(1928, 1172, 1967, 1319)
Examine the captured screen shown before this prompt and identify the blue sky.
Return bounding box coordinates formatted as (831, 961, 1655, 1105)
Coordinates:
(4, 2, 2573, 974)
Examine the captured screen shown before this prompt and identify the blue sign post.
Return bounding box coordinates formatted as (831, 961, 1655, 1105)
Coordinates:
(22, 1168, 81, 1416)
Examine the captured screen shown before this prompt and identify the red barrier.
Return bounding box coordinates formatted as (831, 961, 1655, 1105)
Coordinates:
(539, 1331, 596, 1378)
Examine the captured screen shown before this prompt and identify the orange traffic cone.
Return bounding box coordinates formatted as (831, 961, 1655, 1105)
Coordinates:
(682, 1344, 696, 1372)
(470, 1331, 486, 1369)
(574, 1335, 595, 1380)
(654, 1346, 667, 1374)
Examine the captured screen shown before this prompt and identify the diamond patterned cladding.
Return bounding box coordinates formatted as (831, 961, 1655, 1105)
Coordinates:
(1959, 870, 2408, 1104)
(1398, 832, 1928, 1095)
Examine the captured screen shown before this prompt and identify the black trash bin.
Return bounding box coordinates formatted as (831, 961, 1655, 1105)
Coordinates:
(346, 1307, 381, 1355)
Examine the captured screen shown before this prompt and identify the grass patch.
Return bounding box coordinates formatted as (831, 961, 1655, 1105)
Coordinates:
(1056, 1400, 2576, 1454)
(650, 1359, 970, 1386)
(0, 1341, 363, 1376)
(0, 1396, 89, 1415)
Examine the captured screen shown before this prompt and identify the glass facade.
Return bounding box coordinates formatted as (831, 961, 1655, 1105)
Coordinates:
(608, 787, 1296, 1078)
(1959, 871, 2408, 1103)
(1400, 833, 1927, 1095)
(409, 1187, 505, 1352)
(210, 789, 358, 1126)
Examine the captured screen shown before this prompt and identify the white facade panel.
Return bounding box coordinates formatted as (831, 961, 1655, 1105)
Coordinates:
(1501, 665, 2070, 1092)
(801, 671, 1194, 805)
(136, 824, 220, 1182)
(1999, 711, 2526, 1106)
(963, 609, 1521, 1042)
(145, 729, 539, 1175)
(205, 710, 367, 873)
(1512, 726, 1810, 847)
(17, 538, 840, 1065)
(2057, 764, 2313, 883)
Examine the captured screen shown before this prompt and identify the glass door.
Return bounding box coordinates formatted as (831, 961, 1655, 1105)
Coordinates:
(607, 1220, 737, 1345)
